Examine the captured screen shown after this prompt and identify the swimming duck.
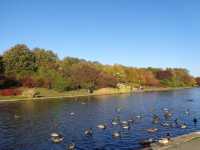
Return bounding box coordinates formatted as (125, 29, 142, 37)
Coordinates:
(112, 131, 121, 138)
(97, 124, 107, 129)
(122, 124, 130, 130)
(161, 122, 170, 127)
(70, 112, 75, 116)
(111, 120, 118, 126)
(193, 118, 198, 124)
(187, 99, 194, 102)
(136, 115, 142, 119)
(147, 128, 158, 133)
(164, 111, 172, 119)
(14, 114, 20, 119)
(84, 128, 93, 136)
(158, 138, 169, 145)
(51, 133, 64, 143)
(128, 118, 134, 124)
(163, 108, 169, 111)
(174, 118, 180, 125)
(121, 121, 128, 125)
(81, 102, 86, 105)
(152, 114, 160, 124)
(166, 133, 171, 140)
(180, 124, 187, 129)
(67, 142, 76, 150)
(115, 107, 122, 113)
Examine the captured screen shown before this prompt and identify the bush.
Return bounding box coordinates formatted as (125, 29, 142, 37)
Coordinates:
(0, 75, 20, 89)
(20, 76, 36, 88)
(0, 89, 21, 96)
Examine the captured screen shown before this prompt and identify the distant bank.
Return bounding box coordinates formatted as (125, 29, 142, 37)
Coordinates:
(0, 86, 195, 102)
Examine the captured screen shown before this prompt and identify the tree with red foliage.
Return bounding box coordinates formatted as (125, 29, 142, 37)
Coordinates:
(156, 70, 173, 80)
(96, 72, 117, 88)
(70, 62, 100, 92)
(196, 77, 200, 86)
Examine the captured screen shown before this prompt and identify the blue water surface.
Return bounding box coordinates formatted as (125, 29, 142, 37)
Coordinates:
(0, 88, 200, 150)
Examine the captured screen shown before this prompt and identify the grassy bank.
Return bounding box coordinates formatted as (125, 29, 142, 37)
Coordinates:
(0, 86, 195, 102)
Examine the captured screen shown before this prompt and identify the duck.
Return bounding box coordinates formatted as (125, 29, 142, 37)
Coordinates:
(51, 133, 64, 143)
(121, 120, 128, 125)
(158, 138, 169, 145)
(174, 118, 180, 125)
(163, 108, 169, 111)
(70, 112, 75, 116)
(152, 119, 159, 124)
(147, 128, 158, 133)
(81, 102, 86, 105)
(115, 107, 121, 113)
(122, 124, 130, 130)
(180, 124, 187, 129)
(184, 109, 190, 115)
(84, 128, 93, 136)
(193, 118, 198, 124)
(112, 131, 121, 138)
(97, 124, 107, 129)
(166, 133, 171, 140)
(14, 114, 20, 119)
(164, 111, 172, 119)
(111, 120, 118, 126)
(136, 115, 142, 119)
(128, 118, 134, 124)
(161, 122, 170, 127)
(152, 114, 160, 124)
(187, 99, 194, 102)
(139, 138, 155, 147)
(67, 142, 76, 150)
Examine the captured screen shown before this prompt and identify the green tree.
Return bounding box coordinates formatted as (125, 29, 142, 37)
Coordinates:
(0, 55, 4, 74)
(33, 48, 58, 69)
(3, 44, 36, 77)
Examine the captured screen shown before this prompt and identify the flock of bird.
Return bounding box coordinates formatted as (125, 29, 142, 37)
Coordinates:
(48, 98, 199, 150)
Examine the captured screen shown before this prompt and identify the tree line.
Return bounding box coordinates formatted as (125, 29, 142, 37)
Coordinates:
(0, 44, 199, 92)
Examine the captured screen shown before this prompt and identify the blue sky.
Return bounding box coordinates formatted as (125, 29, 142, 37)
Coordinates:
(1, 0, 200, 76)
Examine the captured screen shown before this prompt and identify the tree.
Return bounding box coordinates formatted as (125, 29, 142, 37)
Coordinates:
(3, 44, 36, 77)
(196, 77, 200, 86)
(70, 62, 100, 92)
(0, 56, 4, 74)
(33, 48, 58, 69)
(96, 72, 117, 88)
(156, 70, 173, 80)
(58, 57, 84, 78)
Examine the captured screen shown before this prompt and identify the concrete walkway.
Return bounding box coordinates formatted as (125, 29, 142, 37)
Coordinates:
(151, 132, 200, 150)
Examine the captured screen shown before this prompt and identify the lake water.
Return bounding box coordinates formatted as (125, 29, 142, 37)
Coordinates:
(0, 88, 200, 150)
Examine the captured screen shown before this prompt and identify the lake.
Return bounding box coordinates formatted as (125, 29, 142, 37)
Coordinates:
(0, 88, 200, 150)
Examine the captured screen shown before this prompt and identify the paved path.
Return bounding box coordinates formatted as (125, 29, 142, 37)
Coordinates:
(167, 137, 200, 150)
(151, 132, 200, 150)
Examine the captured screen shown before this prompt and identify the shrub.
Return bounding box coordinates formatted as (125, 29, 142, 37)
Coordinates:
(0, 89, 21, 96)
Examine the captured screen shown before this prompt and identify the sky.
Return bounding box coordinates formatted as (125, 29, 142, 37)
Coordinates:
(1, 0, 200, 76)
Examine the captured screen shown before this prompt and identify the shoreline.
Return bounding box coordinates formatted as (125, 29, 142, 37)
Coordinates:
(0, 86, 195, 103)
(150, 131, 200, 150)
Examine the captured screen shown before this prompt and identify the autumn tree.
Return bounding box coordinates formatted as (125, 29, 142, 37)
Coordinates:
(195, 77, 200, 86)
(70, 62, 100, 92)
